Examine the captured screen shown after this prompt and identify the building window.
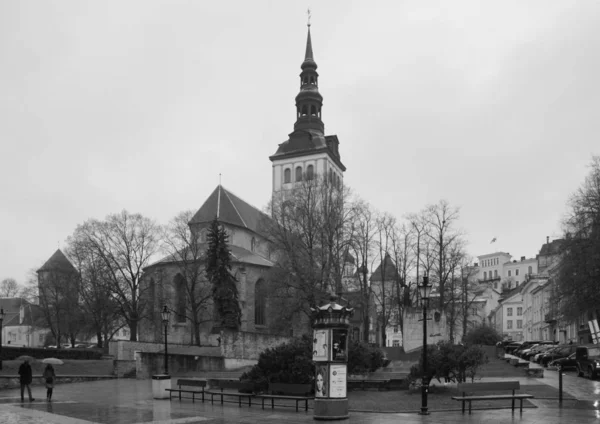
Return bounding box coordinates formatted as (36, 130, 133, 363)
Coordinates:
(284, 168, 291, 183)
(295, 166, 303, 182)
(508, 270, 512, 277)
(472, 308, 478, 316)
(483, 271, 487, 280)
(528, 266, 532, 274)
(39, 334, 44, 343)
(307, 164, 314, 180)
(392, 340, 400, 347)
(393, 326, 398, 333)
(507, 320, 513, 329)
(494, 282, 498, 289)
(516, 269, 519, 276)
(251, 237, 256, 252)
(517, 307, 522, 315)
(174, 274, 186, 323)
(255, 279, 266, 326)
(494, 270, 498, 278)
(517, 320, 523, 329)
(507, 307, 513, 317)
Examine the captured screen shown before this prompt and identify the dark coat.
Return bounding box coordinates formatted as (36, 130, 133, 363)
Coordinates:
(18, 362, 33, 385)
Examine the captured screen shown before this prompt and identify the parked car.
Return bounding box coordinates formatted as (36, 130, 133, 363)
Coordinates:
(517, 341, 556, 358)
(549, 352, 577, 371)
(532, 345, 556, 363)
(576, 344, 600, 379)
(523, 344, 551, 360)
(540, 344, 577, 367)
(504, 342, 523, 354)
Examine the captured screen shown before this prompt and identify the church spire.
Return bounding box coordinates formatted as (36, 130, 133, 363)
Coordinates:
(294, 19, 324, 133)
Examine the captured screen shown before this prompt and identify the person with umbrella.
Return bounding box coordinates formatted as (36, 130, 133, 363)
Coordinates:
(18, 358, 35, 402)
(41, 358, 62, 401)
(43, 363, 56, 401)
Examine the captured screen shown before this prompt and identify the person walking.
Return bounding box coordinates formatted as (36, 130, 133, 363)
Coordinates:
(18, 359, 35, 402)
(43, 364, 56, 402)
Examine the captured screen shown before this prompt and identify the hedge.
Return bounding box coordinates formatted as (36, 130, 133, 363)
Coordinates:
(0, 346, 103, 360)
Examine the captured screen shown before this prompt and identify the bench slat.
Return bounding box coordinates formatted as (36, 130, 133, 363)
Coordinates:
(452, 394, 534, 400)
(457, 381, 520, 392)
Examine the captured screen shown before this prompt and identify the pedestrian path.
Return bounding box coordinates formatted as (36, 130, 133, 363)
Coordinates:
(0, 378, 599, 424)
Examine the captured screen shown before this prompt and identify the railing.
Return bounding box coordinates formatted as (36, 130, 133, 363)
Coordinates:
(544, 313, 557, 324)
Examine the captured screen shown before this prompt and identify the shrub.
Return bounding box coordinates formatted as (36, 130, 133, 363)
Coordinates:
(463, 326, 502, 346)
(241, 335, 388, 392)
(409, 341, 489, 383)
(347, 341, 386, 374)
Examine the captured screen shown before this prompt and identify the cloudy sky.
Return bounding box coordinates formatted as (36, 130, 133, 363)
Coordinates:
(1, 1, 598, 285)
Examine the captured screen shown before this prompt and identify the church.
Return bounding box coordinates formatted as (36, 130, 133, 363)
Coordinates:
(139, 23, 348, 346)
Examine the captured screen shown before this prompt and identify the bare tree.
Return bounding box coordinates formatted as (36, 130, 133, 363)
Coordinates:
(424, 200, 464, 309)
(67, 235, 121, 348)
(265, 175, 353, 331)
(73, 210, 161, 341)
(0, 278, 20, 297)
(349, 199, 378, 343)
(556, 156, 600, 321)
(162, 210, 213, 345)
(389, 222, 416, 338)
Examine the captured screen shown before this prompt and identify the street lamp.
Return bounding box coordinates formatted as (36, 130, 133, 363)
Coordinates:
(418, 276, 432, 416)
(161, 305, 171, 375)
(0, 308, 4, 370)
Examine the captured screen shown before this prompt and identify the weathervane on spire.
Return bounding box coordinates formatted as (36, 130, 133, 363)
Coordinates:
(307, 8, 311, 27)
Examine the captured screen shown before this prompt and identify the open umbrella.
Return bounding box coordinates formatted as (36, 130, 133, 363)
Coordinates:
(15, 355, 36, 362)
(42, 358, 64, 365)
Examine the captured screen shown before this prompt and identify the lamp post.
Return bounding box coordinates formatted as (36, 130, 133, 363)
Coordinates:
(161, 305, 171, 375)
(0, 308, 4, 370)
(419, 276, 432, 416)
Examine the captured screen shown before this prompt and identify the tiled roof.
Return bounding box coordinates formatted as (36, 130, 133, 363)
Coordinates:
(146, 244, 273, 269)
(189, 185, 271, 237)
(0, 297, 27, 313)
(37, 249, 77, 273)
(538, 239, 564, 256)
(370, 254, 399, 282)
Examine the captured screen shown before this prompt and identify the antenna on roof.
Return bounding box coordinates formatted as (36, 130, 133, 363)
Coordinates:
(219, 173, 222, 186)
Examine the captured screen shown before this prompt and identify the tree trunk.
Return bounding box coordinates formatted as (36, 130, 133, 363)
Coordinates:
(128, 320, 138, 341)
(96, 331, 103, 348)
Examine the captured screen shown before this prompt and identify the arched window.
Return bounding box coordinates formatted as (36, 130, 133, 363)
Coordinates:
(483, 271, 487, 280)
(255, 279, 266, 326)
(310, 76, 315, 84)
(301, 105, 308, 116)
(174, 274, 186, 323)
(295, 166, 302, 182)
(306, 164, 314, 180)
(310, 105, 317, 116)
(284, 168, 291, 183)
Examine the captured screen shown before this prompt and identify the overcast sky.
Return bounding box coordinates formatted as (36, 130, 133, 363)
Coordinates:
(1, 1, 598, 285)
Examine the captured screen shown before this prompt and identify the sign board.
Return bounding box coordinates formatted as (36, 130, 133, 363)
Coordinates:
(313, 329, 330, 361)
(329, 364, 347, 398)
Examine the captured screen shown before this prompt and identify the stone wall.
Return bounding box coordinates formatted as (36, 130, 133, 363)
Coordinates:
(109, 340, 194, 360)
(114, 360, 137, 378)
(220, 329, 291, 360)
(137, 352, 225, 379)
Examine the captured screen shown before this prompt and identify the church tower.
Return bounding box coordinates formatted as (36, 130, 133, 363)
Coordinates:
(269, 23, 346, 194)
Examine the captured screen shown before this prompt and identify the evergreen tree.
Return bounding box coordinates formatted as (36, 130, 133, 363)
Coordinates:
(205, 218, 241, 329)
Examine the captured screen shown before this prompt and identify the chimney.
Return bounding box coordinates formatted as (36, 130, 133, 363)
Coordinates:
(521, 256, 525, 261)
(547, 236, 549, 244)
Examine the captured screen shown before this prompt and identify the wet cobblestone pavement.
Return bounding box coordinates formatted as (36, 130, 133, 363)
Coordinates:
(0, 378, 599, 423)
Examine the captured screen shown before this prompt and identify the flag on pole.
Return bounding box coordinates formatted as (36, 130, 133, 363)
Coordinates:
(490, 237, 497, 243)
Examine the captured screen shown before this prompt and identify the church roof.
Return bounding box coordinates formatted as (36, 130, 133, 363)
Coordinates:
(370, 254, 399, 282)
(37, 249, 77, 274)
(189, 185, 270, 237)
(146, 243, 274, 270)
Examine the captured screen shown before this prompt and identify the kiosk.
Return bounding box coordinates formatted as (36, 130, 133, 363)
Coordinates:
(312, 296, 353, 421)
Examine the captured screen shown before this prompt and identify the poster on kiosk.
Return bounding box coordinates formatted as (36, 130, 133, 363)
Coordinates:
(313, 329, 330, 361)
(331, 329, 348, 361)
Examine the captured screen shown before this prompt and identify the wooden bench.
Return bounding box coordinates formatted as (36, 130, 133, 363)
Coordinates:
(206, 380, 255, 407)
(451, 381, 534, 414)
(257, 383, 313, 411)
(165, 378, 207, 402)
(348, 377, 391, 391)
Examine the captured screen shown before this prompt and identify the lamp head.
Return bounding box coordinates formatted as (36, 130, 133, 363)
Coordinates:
(161, 305, 171, 323)
(419, 276, 432, 301)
